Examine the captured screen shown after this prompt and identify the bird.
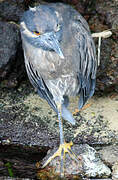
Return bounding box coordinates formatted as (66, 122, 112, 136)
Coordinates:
(20, 3, 97, 177)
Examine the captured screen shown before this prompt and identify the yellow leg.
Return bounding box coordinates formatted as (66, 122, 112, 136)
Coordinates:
(42, 141, 80, 176)
(42, 103, 79, 177)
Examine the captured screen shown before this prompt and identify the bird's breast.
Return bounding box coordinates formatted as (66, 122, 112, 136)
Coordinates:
(26, 46, 73, 79)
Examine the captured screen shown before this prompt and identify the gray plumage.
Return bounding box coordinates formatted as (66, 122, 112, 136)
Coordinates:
(20, 3, 97, 125)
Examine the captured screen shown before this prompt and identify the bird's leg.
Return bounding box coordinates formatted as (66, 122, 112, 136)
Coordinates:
(58, 103, 65, 176)
(42, 103, 80, 177)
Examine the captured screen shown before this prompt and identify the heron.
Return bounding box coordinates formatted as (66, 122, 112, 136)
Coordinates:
(20, 3, 97, 177)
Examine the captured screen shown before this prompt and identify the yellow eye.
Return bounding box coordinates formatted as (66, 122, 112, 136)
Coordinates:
(34, 31, 41, 35)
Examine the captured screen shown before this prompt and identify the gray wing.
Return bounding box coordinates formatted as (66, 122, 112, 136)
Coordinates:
(25, 60, 58, 113)
(76, 26, 97, 109)
(51, 3, 97, 109)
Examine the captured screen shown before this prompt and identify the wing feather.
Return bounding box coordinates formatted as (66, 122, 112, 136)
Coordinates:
(26, 61, 58, 113)
(77, 32, 97, 109)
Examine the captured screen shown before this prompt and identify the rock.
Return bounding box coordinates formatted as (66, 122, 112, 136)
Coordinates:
(41, 144, 111, 177)
(98, 145, 118, 166)
(96, 39, 118, 93)
(81, 145, 111, 177)
(0, 21, 20, 74)
(0, 21, 26, 87)
(112, 161, 118, 180)
(0, 0, 24, 22)
(0, 143, 46, 179)
(88, 0, 118, 93)
(96, 0, 118, 30)
(98, 145, 118, 180)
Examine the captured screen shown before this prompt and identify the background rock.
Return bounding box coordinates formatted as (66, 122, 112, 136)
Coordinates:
(0, 21, 25, 87)
(96, 0, 118, 30)
(0, 21, 20, 70)
(112, 161, 118, 180)
(0, 0, 24, 22)
(98, 145, 118, 166)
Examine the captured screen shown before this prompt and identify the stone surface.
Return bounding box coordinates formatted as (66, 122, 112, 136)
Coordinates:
(0, 21, 26, 87)
(112, 161, 118, 180)
(96, 0, 118, 30)
(0, 20, 22, 87)
(0, 21, 20, 69)
(88, 0, 118, 93)
(98, 145, 118, 166)
(0, 0, 24, 22)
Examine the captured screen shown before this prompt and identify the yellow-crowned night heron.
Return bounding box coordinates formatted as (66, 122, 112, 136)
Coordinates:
(20, 3, 97, 177)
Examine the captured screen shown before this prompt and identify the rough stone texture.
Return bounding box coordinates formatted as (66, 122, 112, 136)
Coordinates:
(88, 0, 118, 93)
(0, 0, 24, 22)
(0, 20, 26, 88)
(96, 0, 118, 30)
(0, 0, 26, 87)
(0, 21, 20, 69)
(112, 161, 118, 180)
(98, 145, 118, 180)
(98, 145, 118, 166)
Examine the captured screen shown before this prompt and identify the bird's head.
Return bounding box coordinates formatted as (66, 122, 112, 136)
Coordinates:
(20, 5, 64, 59)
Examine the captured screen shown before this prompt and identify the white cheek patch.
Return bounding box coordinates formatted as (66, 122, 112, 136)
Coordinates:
(29, 6, 37, 12)
(20, 21, 38, 38)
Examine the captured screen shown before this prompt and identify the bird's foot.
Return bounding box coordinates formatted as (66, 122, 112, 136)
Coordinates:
(42, 141, 80, 176)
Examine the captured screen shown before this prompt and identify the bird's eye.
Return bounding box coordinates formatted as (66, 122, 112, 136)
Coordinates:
(33, 31, 41, 36)
(56, 24, 61, 32)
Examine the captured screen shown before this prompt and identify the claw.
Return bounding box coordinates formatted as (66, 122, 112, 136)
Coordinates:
(42, 141, 80, 176)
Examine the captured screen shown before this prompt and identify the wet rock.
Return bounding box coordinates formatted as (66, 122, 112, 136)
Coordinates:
(41, 144, 111, 177)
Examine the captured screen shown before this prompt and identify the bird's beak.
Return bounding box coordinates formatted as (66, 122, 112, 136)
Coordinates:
(47, 33, 64, 59)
